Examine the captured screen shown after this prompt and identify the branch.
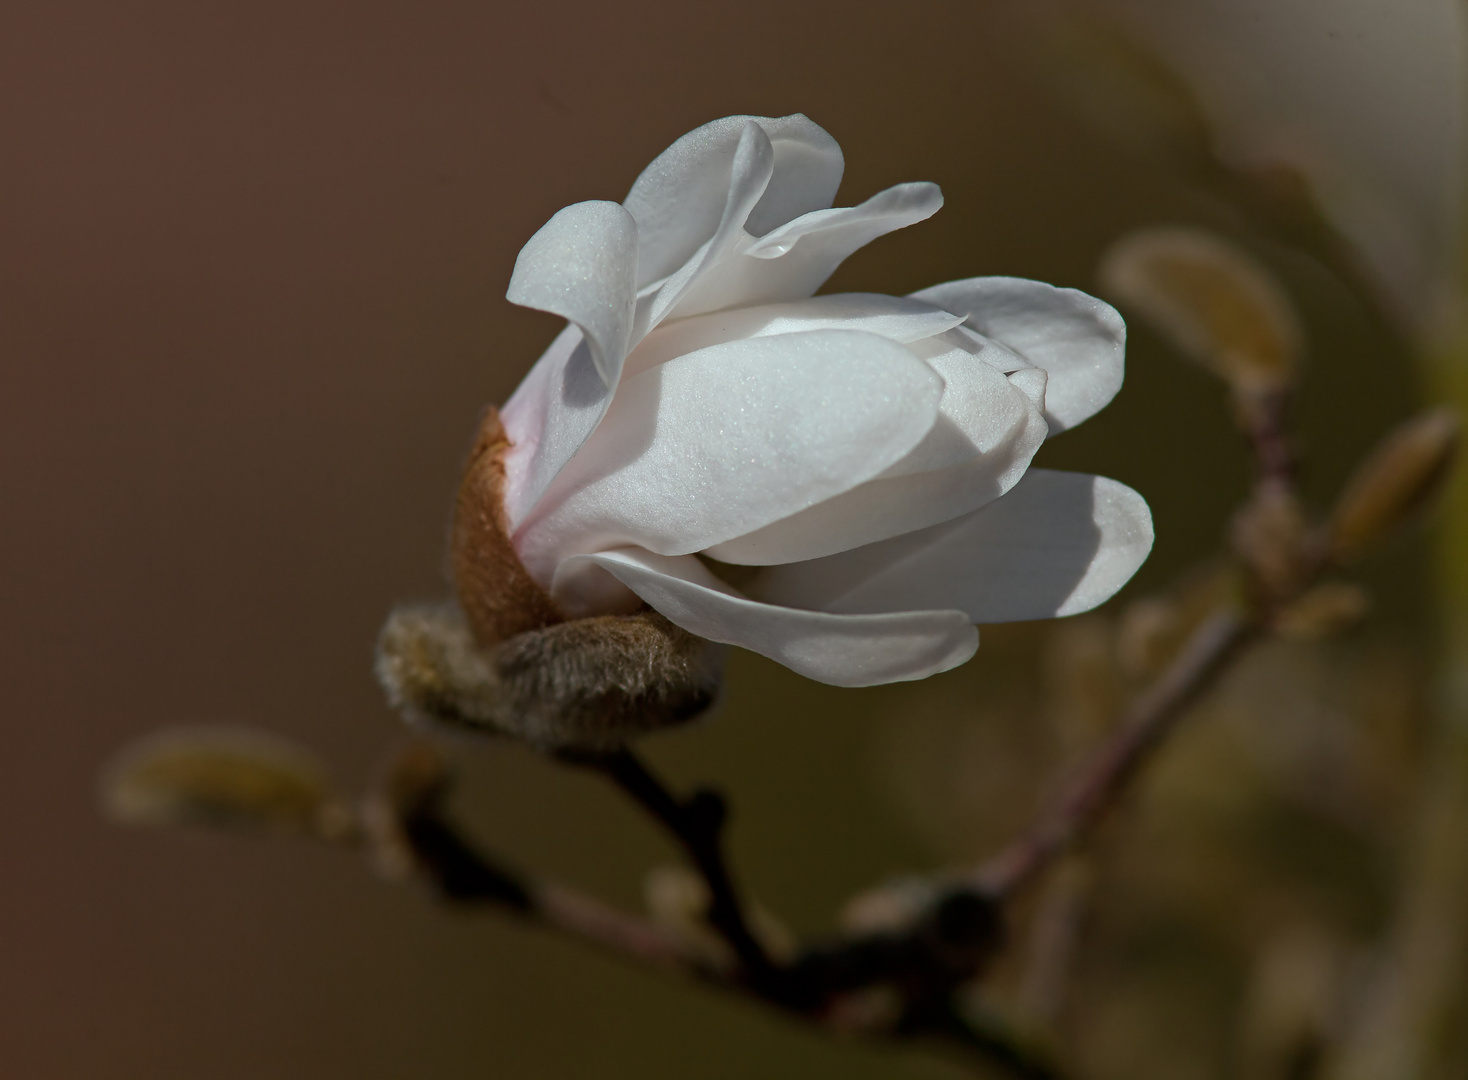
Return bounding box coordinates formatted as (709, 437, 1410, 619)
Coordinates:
(913, 1001, 1060, 1080)
(387, 768, 1054, 1076)
(973, 608, 1254, 899)
(562, 748, 780, 990)
(373, 745, 719, 981)
(1240, 387, 1296, 491)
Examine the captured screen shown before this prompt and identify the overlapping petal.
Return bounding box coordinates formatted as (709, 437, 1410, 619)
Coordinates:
(911, 277, 1125, 433)
(751, 469, 1153, 622)
(564, 547, 978, 686)
(623, 114, 844, 289)
(635, 122, 777, 338)
(624, 293, 965, 379)
(664, 182, 944, 322)
(706, 356, 1048, 565)
(513, 329, 945, 581)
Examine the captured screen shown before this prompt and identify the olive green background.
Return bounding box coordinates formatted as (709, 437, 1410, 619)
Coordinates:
(0, 1, 1424, 1077)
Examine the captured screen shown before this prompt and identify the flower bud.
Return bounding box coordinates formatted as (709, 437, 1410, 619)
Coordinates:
(1116, 563, 1238, 678)
(1272, 582, 1371, 639)
(1329, 407, 1460, 564)
(643, 864, 795, 965)
(376, 603, 723, 752)
(1100, 227, 1302, 398)
(839, 876, 943, 935)
(101, 726, 349, 838)
(360, 741, 450, 882)
(643, 865, 735, 968)
(1231, 485, 1311, 601)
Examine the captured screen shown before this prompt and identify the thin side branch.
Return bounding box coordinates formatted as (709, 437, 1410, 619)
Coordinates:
(566, 748, 780, 990)
(532, 881, 721, 978)
(915, 1002, 1060, 1080)
(973, 608, 1255, 899)
(1242, 388, 1296, 490)
(375, 745, 718, 980)
(387, 773, 1051, 1076)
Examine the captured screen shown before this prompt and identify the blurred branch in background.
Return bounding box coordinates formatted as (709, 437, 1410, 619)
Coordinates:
(92, 6, 1468, 1072)
(104, 222, 1461, 1077)
(987, 6, 1468, 1072)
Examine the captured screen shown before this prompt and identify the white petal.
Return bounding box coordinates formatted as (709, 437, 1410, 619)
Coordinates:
(665, 182, 945, 321)
(634, 122, 776, 338)
(506, 201, 639, 387)
(707, 360, 1047, 565)
(911, 277, 1125, 434)
(623, 114, 844, 289)
(499, 324, 617, 526)
(512, 330, 944, 582)
(751, 469, 1153, 622)
(1006, 366, 1048, 412)
(623, 293, 966, 379)
(564, 548, 978, 687)
(886, 337, 1046, 477)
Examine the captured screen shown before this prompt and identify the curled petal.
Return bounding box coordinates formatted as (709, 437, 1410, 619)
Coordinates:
(752, 469, 1153, 622)
(514, 329, 945, 579)
(636, 122, 777, 337)
(507, 200, 639, 387)
(912, 277, 1125, 433)
(564, 548, 978, 687)
(624, 114, 844, 288)
(666, 182, 945, 321)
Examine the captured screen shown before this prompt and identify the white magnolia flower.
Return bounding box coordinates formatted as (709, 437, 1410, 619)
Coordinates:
(472, 114, 1153, 688)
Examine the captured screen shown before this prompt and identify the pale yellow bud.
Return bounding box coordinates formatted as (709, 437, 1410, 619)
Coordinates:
(643, 865, 733, 969)
(839, 876, 942, 935)
(1272, 582, 1371, 639)
(1329, 407, 1460, 563)
(102, 726, 348, 839)
(1100, 227, 1302, 397)
(643, 864, 796, 966)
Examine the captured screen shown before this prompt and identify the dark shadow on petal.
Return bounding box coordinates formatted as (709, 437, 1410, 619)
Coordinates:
(561, 337, 609, 408)
(956, 470, 1101, 622)
(742, 470, 1105, 623)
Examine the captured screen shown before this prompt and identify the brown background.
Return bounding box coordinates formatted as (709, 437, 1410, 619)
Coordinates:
(0, 1, 1422, 1077)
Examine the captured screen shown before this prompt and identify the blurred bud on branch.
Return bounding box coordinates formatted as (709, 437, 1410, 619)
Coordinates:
(101, 726, 351, 839)
(1100, 227, 1302, 403)
(1329, 407, 1460, 564)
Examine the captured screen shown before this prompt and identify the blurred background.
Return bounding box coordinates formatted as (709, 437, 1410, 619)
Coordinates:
(2, 1, 1464, 1077)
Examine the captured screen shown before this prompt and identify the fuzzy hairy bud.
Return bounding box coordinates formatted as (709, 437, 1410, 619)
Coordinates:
(376, 604, 723, 752)
(425, 405, 724, 749)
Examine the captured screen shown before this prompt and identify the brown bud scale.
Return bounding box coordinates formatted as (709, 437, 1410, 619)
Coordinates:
(452, 407, 566, 646)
